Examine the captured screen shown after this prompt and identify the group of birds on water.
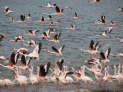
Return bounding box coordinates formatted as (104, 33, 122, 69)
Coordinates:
(0, 0, 123, 87)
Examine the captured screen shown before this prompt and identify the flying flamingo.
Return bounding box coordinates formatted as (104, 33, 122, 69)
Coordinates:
(80, 40, 100, 55)
(99, 48, 111, 63)
(4, 6, 13, 15)
(37, 62, 51, 80)
(26, 42, 42, 59)
(47, 45, 65, 56)
(58, 71, 74, 84)
(0, 51, 20, 70)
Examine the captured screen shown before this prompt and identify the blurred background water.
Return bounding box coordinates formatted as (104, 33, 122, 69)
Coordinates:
(0, 0, 123, 91)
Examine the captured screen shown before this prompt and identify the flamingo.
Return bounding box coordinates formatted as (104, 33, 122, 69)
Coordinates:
(28, 30, 39, 37)
(80, 40, 100, 55)
(26, 42, 42, 59)
(58, 71, 74, 84)
(104, 27, 113, 32)
(0, 56, 7, 61)
(71, 12, 79, 19)
(16, 48, 29, 54)
(45, 2, 56, 8)
(10, 35, 24, 42)
(100, 31, 107, 37)
(49, 33, 61, 43)
(96, 16, 106, 24)
(56, 59, 64, 71)
(40, 16, 45, 23)
(37, 62, 51, 80)
(18, 55, 32, 70)
(54, 5, 64, 15)
(52, 58, 64, 76)
(9, 51, 20, 66)
(67, 24, 77, 30)
(26, 13, 32, 19)
(52, 62, 74, 84)
(47, 15, 53, 20)
(47, 45, 65, 56)
(47, 28, 56, 34)
(90, 0, 100, 3)
(4, 6, 13, 15)
(0, 51, 20, 69)
(99, 48, 111, 62)
(116, 7, 123, 12)
(41, 30, 51, 39)
(17, 14, 26, 23)
(96, 31, 111, 38)
(27, 40, 37, 48)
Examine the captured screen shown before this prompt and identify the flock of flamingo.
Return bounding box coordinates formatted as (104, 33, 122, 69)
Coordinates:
(0, 0, 123, 88)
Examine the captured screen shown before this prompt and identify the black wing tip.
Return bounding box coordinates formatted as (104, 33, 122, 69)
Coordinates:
(100, 52, 105, 59)
(60, 58, 64, 64)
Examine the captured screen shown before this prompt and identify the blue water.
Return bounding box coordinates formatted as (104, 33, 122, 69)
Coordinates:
(0, 0, 123, 91)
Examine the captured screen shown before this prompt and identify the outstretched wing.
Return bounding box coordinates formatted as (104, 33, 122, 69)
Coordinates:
(89, 40, 94, 50)
(39, 64, 46, 77)
(38, 42, 42, 54)
(100, 52, 106, 60)
(59, 45, 65, 51)
(94, 41, 99, 50)
(55, 6, 60, 13)
(20, 55, 26, 66)
(10, 52, 19, 65)
(56, 59, 64, 71)
(52, 46, 59, 53)
(65, 71, 74, 78)
(45, 62, 51, 74)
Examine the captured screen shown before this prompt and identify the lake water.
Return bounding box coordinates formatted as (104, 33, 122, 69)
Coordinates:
(0, 0, 123, 91)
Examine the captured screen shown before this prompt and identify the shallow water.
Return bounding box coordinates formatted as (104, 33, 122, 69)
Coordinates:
(0, 82, 123, 92)
(0, 0, 123, 91)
